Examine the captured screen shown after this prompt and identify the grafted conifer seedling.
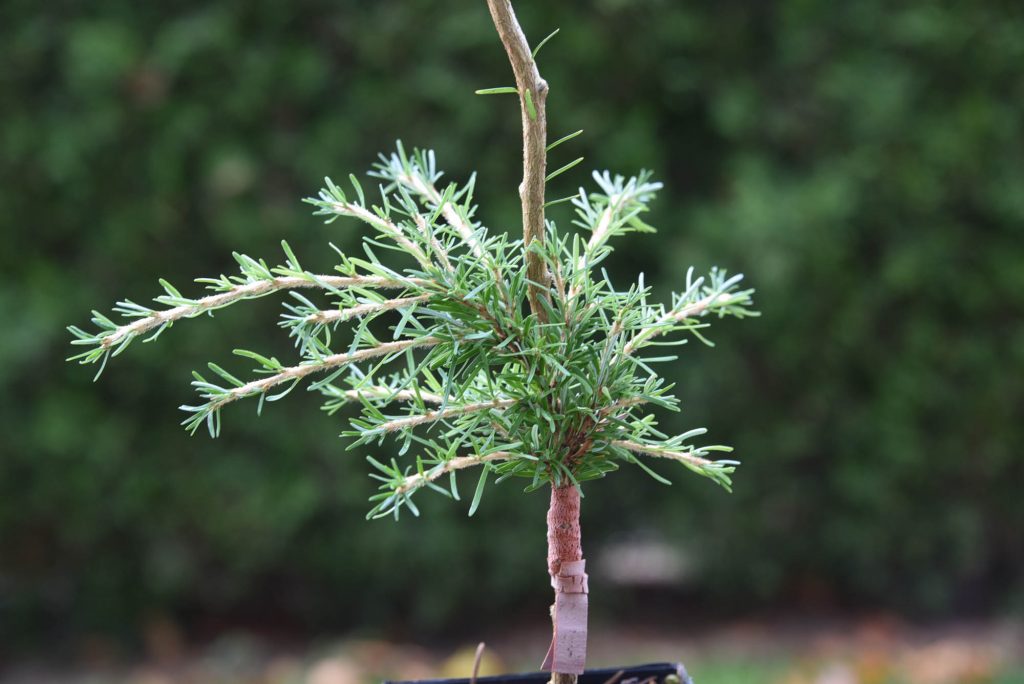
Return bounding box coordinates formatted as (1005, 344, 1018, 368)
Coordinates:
(69, 2, 756, 682)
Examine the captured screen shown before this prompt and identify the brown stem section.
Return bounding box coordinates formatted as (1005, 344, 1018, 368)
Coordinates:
(547, 483, 582, 684)
(485, 0, 551, 322)
(547, 483, 582, 575)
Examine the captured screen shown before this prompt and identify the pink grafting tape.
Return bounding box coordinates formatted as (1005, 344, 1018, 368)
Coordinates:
(541, 558, 589, 674)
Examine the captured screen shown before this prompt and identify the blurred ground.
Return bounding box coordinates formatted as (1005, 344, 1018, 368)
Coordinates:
(3, 617, 1021, 684)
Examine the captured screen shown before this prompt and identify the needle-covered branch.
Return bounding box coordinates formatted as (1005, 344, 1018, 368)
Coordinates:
(395, 452, 513, 496)
(300, 295, 433, 326)
(365, 448, 519, 521)
(622, 267, 758, 356)
(183, 337, 441, 437)
(306, 175, 437, 270)
(281, 294, 434, 352)
(567, 171, 663, 299)
(320, 384, 446, 410)
(612, 436, 739, 491)
(67, 243, 430, 374)
(372, 145, 482, 254)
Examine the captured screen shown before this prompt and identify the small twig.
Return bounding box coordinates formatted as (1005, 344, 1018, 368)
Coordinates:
(413, 213, 454, 271)
(622, 292, 738, 356)
(567, 197, 620, 300)
(471, 642, 486, 684)
(330, 201, 432, 269)
(398, 171, 487, 261)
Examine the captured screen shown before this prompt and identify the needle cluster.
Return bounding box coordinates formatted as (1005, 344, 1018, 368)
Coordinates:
(69, 143, 756, 519)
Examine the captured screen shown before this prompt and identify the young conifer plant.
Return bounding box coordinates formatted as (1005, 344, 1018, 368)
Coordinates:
(69, 2, 755, 682)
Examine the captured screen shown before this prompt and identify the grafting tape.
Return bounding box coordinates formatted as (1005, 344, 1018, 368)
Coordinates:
(541, 558, 589, 674)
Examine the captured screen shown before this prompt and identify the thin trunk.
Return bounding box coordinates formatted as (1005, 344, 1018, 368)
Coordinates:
(484, 2, 584, 678)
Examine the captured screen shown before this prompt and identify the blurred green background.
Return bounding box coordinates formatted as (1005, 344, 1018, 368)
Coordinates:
(2, 0, 1023, 664)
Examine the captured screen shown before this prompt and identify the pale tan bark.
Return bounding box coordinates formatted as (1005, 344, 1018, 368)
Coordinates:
(485, 0, 551, 322)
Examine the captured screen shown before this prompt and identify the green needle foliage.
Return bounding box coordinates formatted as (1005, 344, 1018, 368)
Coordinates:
(69, 141, 755, 519)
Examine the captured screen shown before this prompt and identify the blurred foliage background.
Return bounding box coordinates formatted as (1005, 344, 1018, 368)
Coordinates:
(2, 0, 1023, 657)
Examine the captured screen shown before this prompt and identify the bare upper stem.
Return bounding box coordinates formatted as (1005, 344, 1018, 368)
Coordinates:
(485, 0, 550, 321)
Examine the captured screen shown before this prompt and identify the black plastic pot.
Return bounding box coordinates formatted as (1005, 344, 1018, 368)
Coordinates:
(385, 662, 693, 684)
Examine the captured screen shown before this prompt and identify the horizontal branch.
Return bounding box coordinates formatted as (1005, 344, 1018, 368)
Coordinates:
(395, 452, 513, 495)
(305, 294, 432, 326)
(336, 385, 446, 405)
(612, 439, 713, 469)
(95, 274, 427, 352)
(372, 398, 517, 434)
(200, 337, 441, 414)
